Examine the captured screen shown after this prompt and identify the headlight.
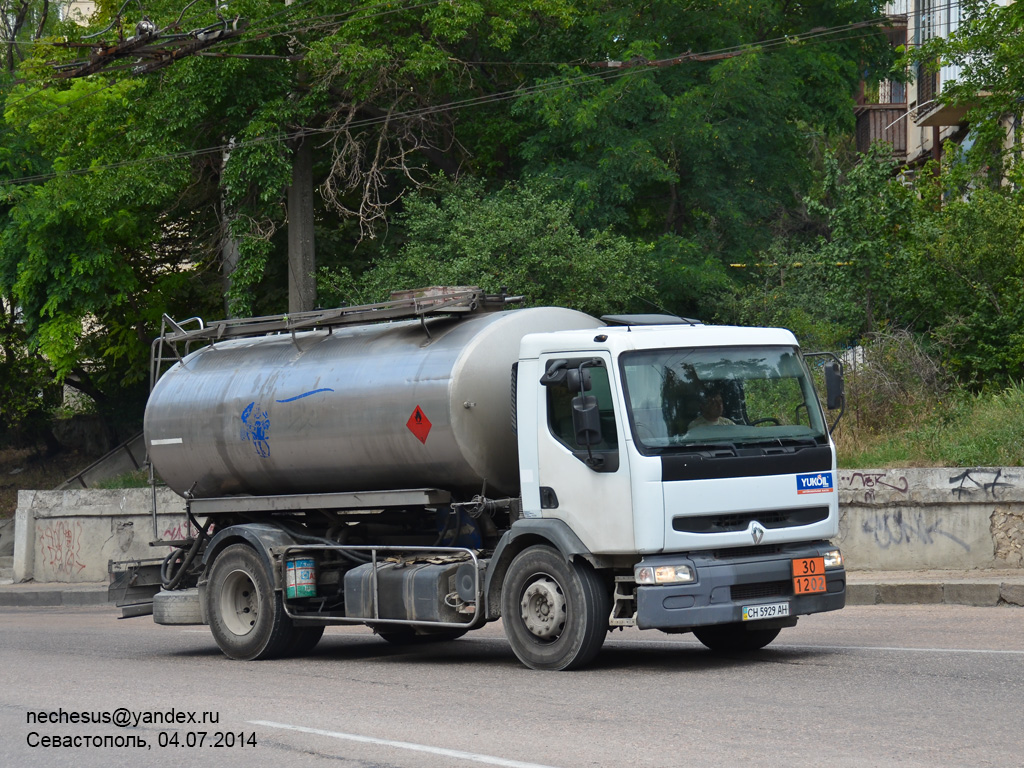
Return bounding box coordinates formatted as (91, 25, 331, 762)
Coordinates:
(823, 549, 844, 569)
(634, 564, 695, 585)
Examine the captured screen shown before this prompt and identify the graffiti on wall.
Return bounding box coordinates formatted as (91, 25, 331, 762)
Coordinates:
(160, 519, 215, 552)
(843, 471, 911, 504)
(114, 520, 135, 553)
(161, 521, 192, 542)
(861, 509, 971, 552)
(39, 521, 88, 576)
(949, 468, 1014, 499)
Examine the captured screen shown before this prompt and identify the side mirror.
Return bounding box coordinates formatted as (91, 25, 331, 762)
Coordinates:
(824, 361, 844, 411)
(541, 359, 592, 392)
(803, 352, 846, 433)
(572, 395, 602, 447)
(566, 367, 592, 393)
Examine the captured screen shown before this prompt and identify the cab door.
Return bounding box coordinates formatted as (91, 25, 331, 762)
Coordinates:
(535, 353, 635, 554)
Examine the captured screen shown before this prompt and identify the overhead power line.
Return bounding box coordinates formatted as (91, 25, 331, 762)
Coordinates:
(0, 11, 903, 190)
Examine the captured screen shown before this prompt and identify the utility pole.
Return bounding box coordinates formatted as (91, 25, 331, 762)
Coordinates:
(285, 0, 315, 313)
(287, 134, 317, 313)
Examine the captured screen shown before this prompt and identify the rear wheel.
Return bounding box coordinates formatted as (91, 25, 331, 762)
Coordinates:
(206, 543, 294, 660)
(693, 623, 781, 652)
(501, 546, 610, 671)
(285, 626, 325, 656)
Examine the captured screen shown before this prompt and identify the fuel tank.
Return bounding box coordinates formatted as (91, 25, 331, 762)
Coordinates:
(144, 307, 600, 499)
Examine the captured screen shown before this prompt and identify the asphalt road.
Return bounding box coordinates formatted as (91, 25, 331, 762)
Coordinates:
(2, 604, 1022, 768)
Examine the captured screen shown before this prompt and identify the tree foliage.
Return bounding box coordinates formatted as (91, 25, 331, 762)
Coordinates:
(0, 0, 911, 444)
(900, 183, 1024, 386)
(514, 1, 893, 250)
(335, 177, 656, 316)
(741, 142, 1024, 389)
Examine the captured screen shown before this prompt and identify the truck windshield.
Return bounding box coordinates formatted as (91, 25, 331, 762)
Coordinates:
(620, 346, 828, 454)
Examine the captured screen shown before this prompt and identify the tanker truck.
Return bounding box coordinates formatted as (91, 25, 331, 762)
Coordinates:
(136, 287, 847, 670)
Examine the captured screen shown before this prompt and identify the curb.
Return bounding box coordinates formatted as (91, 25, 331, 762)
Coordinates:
(847, 580, 1024, 607)
(0, 582, 110, 608)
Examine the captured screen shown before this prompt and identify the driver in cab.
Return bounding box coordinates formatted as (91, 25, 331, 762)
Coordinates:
(688, 386, 734, 429)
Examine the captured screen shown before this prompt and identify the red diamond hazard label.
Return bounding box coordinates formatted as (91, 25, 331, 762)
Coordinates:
(406, 406, 432, 444)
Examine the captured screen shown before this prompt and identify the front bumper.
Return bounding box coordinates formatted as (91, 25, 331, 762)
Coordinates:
(635, 541, 846, 631)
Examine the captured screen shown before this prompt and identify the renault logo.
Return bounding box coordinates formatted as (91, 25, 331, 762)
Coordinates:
(750, 522, 766, 545)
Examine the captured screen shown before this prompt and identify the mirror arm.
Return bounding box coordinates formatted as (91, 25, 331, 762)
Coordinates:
(580, 369, 595, 466)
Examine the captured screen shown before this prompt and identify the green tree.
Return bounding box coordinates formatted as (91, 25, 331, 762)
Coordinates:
(804, 143, 914, 334)
(737, 143, 914, 345)
(0, 0, 902, 438)
(900, 182, 1024, 387)
(1, 0, 87, 445)
(0, 297, 59, 449)
(2, 74, 225, 435)
(335, 177, 655, 317)
(513, 1, 896, 260)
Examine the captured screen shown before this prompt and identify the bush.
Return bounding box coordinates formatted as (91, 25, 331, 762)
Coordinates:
(841, 328, 949, 433)
(837, 382, 1024, 469)
(326, 177, 657, 317)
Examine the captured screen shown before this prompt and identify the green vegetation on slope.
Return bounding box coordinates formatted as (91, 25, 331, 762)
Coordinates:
(837, 384, 1024, 469)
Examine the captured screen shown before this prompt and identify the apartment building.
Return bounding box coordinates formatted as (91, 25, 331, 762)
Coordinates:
(855, 1, 1012, 167)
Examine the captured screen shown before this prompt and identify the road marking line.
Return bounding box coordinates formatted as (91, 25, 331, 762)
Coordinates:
(249, 720, 563, 768)
(782, 644, 1024, 655)
(608, 638, 1024, 655)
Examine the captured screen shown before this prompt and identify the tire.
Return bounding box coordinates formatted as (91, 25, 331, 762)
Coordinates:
(500, 546, 610, 671)
(205, 543, 294, 660)
(153, 588, 204, 625)
(285, 626, 325, 657)
(693, 623, 781, 652)
(373, 626, 468, 645)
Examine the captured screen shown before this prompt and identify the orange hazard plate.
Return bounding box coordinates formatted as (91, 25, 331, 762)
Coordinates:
(792, 557, 827, 595)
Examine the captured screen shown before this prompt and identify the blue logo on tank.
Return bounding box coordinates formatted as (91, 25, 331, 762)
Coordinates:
(241, 402, 270, 458)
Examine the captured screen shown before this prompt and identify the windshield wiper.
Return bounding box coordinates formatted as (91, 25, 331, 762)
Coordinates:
(671, 442, 738, 457)
(738, 436, 820, 448)
(652, 437, 821, 457)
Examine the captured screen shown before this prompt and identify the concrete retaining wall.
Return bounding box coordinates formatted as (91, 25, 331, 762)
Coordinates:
(838, 468, 1024, 571)
(13, 488, 187, 583)
(11, 468, 1024, 582)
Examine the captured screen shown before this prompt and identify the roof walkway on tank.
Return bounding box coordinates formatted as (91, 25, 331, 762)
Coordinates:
(151, 287, 523, 386)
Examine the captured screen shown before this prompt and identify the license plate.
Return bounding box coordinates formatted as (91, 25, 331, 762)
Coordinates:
(742, 602, 790, 621)
(792, 557, 827, 595)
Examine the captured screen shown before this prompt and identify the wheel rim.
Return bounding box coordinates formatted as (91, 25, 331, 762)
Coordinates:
(218, 568, 260, 637)
(519, 575, 566, 641)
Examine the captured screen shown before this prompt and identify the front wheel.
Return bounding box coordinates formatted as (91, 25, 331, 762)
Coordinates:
(205, 543, 295, 660)
(501, 546, 610, 671)
(693, 623, 781, 652)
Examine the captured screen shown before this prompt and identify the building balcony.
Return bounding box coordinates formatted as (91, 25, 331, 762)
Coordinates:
(855, 104, 908, 157)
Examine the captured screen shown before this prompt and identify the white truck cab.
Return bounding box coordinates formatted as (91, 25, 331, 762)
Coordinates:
(514, 320, 844, 643)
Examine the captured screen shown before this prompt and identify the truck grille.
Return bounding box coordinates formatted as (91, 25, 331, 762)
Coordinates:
(673, 506, 829, 534)
(731, 580, 790, 601)
(711, 545, 782, 560)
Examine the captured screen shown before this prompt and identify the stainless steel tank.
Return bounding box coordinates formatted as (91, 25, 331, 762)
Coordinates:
(145, 308, 600, 498)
